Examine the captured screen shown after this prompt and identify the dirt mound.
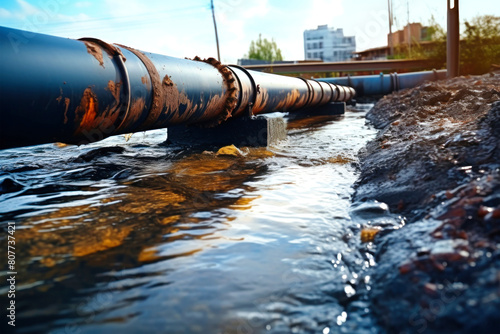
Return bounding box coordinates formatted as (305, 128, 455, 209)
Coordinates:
(354, 72, 500, 333)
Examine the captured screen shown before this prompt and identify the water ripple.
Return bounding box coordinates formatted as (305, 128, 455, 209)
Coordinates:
(0, 105, 380, 334)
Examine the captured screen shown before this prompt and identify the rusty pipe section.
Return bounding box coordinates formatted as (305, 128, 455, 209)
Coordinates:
(0, 26, 355, 149)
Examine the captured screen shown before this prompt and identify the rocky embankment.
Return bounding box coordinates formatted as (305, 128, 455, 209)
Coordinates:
(354, 72, 500, 333)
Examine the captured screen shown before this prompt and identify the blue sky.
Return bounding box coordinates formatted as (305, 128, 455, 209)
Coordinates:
(1, 0, 499, 63)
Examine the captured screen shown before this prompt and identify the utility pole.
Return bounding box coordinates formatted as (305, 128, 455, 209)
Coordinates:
(388, 0, 394, 57)
(211, 0, 221, 62)
(447, 0, 459, 77)
(407, 0, 411, 58)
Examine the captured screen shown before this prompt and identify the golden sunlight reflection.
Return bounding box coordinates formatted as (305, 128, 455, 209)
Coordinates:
(12, 145, 273, 268)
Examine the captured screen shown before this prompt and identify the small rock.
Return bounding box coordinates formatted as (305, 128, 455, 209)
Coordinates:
(216, 144, 245, 157)
(360, 227, 382, 243)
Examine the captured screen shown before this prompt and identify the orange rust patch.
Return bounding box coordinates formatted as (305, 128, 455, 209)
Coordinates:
(197, 93, 225, 122)
(74, 86, 125, 137)
(56, 88, 72, 124)
(83, 41, 104, 67)
(275, 89, 301, 111)
(296, 92, 308, 108)
(107, 80, 121, 103)
(74, 88, 104, 136)
(56, 87, 64, 103)
(161, 80, 192, 124)
(120, 47, 237, 129)
(141, 75, 149, 84)
(130, 97, 146, 115)
(163, 75, 174, 87)
(253, 87, 269, 114)
(79, 91, 97, 128)
(118, 97, 146, 131)
(63, 98, 70, 124)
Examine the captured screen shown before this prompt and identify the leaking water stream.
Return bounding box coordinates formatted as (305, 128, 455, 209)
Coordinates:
(0, 104, 401, 333)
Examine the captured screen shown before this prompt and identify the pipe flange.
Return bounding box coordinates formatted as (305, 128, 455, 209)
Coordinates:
(191, 56, 238, 127)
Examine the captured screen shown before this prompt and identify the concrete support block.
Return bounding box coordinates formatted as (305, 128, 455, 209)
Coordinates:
(288, 102, 346, 119)
(167, 115, 286, 147)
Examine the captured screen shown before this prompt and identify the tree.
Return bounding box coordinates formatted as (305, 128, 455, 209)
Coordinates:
(391, 15, 500, 75)
(245, 34, 283, 62)
(422, 16, 447, 69)
(461, 15, 500, 74)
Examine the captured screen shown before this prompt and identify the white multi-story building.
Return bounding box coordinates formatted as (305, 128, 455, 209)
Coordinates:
(303, 25, 356, 62)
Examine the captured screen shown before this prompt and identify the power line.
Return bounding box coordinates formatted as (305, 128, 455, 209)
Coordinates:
(38, 5, 209, 35)
(20, 4, 207, 29)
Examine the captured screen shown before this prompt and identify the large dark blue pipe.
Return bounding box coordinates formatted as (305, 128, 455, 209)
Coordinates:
(318, 70, 447, 97)
(0, 26, 356, 150)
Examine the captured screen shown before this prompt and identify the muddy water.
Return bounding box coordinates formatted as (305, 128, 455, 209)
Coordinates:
(0, 104, 390, 334)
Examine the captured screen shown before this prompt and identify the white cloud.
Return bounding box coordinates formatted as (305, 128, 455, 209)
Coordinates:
(0, 8, 13, 18)
(74, 2, 92, 8)
(17, 0, 39, 16)
(241, 0, 270, 19)
(0, 0, 37, 20)
(303, 0, 343, 30)
(103, 0, 150, 18)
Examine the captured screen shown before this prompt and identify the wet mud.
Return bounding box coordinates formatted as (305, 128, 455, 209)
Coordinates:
(354, 72, 500, 333)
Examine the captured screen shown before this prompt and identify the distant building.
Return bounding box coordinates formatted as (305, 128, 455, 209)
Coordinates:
(354, 45, 390, 61)
(303, 25, 356, 62)
(388, 22, 428, 49)
(356, 23, 430, 60)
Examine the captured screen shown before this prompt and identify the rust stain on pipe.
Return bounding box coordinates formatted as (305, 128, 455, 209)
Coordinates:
(83, 41, 104, 68)
(130, 97, 146, 116)
(253, 87, 269, 114)
(295, 92, 309, 109)
(75, 88, 99, 132)
(163, 75, 174, 87)
(161, 74, 191, 123)
(274, 89, 301, 112)
(56, 90, 71, 124)
(107, 80, 121, 103)
(195, 92, 225, 124)
(73, 88, 122, 138)
(119, 97, 146, 130)
(63, 98, 70, 124)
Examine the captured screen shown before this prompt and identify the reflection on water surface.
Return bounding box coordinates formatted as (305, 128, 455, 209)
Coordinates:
(0, 105, 392, 334)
